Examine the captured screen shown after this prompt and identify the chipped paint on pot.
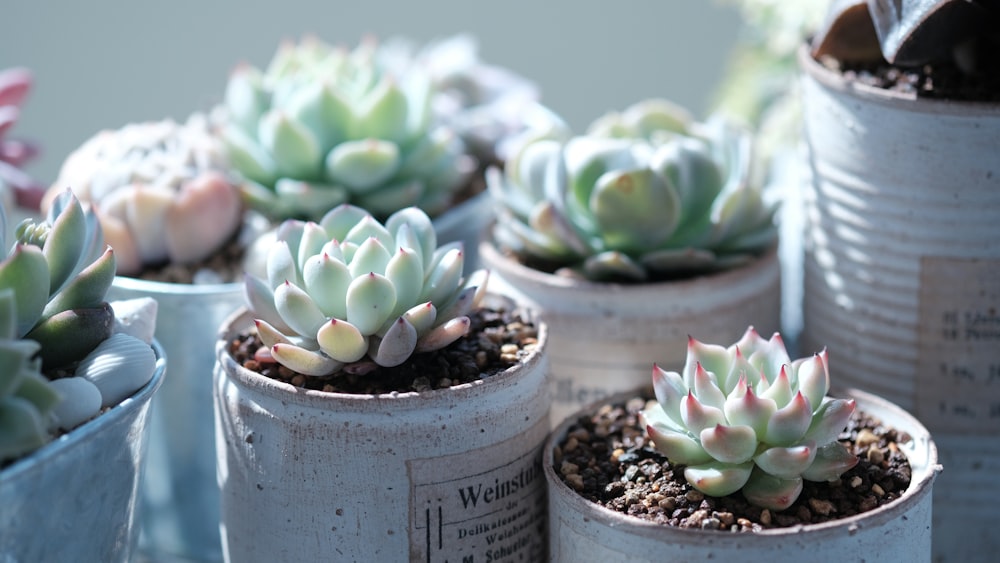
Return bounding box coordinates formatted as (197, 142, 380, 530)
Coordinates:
(799, 46, 1000, 561)
(214, 302, 549, 562)
(544, 387, 940, 562)
(480, 237, 781, 427)
(109, 278, 244, 563)
(0, 342, 166, 562)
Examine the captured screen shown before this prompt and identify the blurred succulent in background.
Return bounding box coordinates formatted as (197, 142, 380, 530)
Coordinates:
(0, 193, 157, 463)
(219, 36, 473, 222)
(0, 67, 45, 211)
(487, 99, 777, 282)
(378, 33, 568, 165)
(245, 204, 488, 376)
(45, 115, 246, 277)
(642, 327, 858, 511)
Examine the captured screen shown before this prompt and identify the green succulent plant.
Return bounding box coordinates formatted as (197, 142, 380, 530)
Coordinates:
(220, 36, 471, 223)
(642, 327, 859, 511)
(244, 204, 488, 376)
(487, 99, 777, 282)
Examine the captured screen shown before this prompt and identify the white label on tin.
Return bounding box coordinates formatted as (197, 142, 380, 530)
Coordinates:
(407, 416, 548, 562)
(917, 256, 1000, 434)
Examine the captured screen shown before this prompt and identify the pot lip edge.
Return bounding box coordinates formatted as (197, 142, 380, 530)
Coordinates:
(0, 340, 167, 479)
(543, 384, 940, 541)
(112, 275, 242, 295)
(214, 300, 549, 407)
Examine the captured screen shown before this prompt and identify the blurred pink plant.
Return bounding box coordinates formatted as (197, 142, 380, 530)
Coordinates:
(0, 67, 44, 210)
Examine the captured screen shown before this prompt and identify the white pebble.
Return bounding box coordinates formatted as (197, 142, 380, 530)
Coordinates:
(78, 333, 157, 407)
(48, 377, 102, 431)
(111, 297, 158, 344)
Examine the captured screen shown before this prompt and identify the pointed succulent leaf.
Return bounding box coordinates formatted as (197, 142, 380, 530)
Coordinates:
(684, 460, 754, 497)
(258, 110, 321, 179)
(434, 286, 478, 327)
(41, 247, 115, 320)
(415, 316, 470, 352)
(349, 237, 392, 279)
(274, 281, 326, 337)
(741, 469, 803, 511)
(352, 77, 410, 143)
(222, 126, 277, 186)
(700, 424, 758, 464)
(384, 248, 424, 317)
(316, 319, 368, 363)
(801, 442, 860, 482)
(680, 391, 727, 434)
(646, 423, 713, 466)
(254, 319, 292, 349)
(39, 191, 89, 295)
(342, 214, 394, 249)
(273, 179, 349, 220)
(804, 398, 856, 447)
(420, 245, 464, 305)
(747, 331, 791, 384)
(795, 350, 830, 410)
(683, 336, 731, 389)
(692, 363, 726, 410)
(325, 139, 401, 194)
(370, 317, 418, 367)
(26, 302, 114, 370)
(244, 274, 292, 334)
(270, 343, 343, 376)
(224, 65, 267, 133)
(321, 204, 376, 242)
(650, 365, 687, 427)
(402, 302, 437, 335)
(297, 222, 330, 268)
(266, 239, 300, 290)
(724, 383, 777, 440)
(346, 272, 396, 335)
(760, 365, 793, 407)
(764, 392, 813, 446)
(302, 253, 351, 320)
(0, 245, 49, 336)
(754, 442, 817, 479)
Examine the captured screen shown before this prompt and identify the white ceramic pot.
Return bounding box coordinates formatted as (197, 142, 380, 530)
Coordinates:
(214, 304, 550, 562)
(545, 387, 940, 562)
(799, 46, 1000, 561)
(480, 239, 782, 427)
(109, 278, 244, 562)
(0, 342, 166, 562)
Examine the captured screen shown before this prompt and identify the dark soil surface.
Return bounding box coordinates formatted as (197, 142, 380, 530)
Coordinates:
(228, 305, 539, 394)
(818, 56, 1000, 102)
(552, 392, 913, 531)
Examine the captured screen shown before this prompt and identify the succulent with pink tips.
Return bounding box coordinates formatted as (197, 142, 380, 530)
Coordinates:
(0, 67, 45, 210)
(642, 327, 858, 511)
(43, 114, 246, 276)
(244, 204, 489, 376)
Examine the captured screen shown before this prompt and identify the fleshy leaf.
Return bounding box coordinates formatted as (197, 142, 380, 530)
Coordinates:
(742, 469, 803, 511)
(684, 460, 754, 497)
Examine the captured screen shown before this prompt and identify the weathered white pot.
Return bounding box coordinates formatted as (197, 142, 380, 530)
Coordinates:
(109, 278, 245, 562)
(214, 304, 550, 562)
(545, 387, 940, 562)
(799, 46, 1000, 561)
(480, 238, 781, 427)
(433, 190, 493, 272)
(0, 342, 166, 562)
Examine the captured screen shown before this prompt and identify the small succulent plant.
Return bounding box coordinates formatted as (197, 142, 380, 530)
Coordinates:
(45, 115, 246, 277)
(0, 192, 157, 463)
(487, 99, 777, 282)
(642, 327, 859, 511)
(219, 36, 472, 222)
(0, 67, 45, 211)
(244, 204, 488, 376)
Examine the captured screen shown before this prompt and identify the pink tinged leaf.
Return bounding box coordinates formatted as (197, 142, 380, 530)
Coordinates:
(646, 423, 713, 466)
(91, 208, 140, 277)
(266, 240, 299, 289)
(683, 335, 731, 388)
(253, 346, 275, 363)
(724, 383, 777, 439)
(244, 274, 293, 334)
(348, 236, 392, 279)
(683, 460, 754, 498)
(164, 172, 244, 265)
(125, 185, 174, 267)
(343, 214, 394, 249)
(402, 302, 437, 335)
(741, 469, 803, 511)
(254, 319, 292, 349)
(385, 247, 424, 316)
(764, 391, 814, 446)
(0, 106, 19, 139)
(296, 222, 329, 266)
(728, 326, 764, 358)
(468, 269, 490, 309)
(754, 442, 817, 479)
(801, 442, 859, 482)
(681, 391, 727, 434)
(415, 316, 470, 352)
(274, 280, 326, 337)
(700, 424, 758, 464)
(316, 318, 368, 363)
(270, 343, 343, 376)
(804, 398, 856, 447)
(370, 317, 417, 367)
(729, 346, 759, 392)
(0, 67, 32, 108)
(435, 285, 476, 322)
(345, 272, 397, 335)
(760, 364, 793, 407)
(794, 349, 830, 411)
(420, 245, 464, 305)
(747, 331, 791, 384)
(651, 365, 687, 426)
(693, 363, 726, 410)
(302, 253, 351, 320)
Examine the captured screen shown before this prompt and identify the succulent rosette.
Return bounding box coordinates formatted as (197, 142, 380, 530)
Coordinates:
(487, 98, 777, 282)
(0, 67, 45, 210)
(219, 36, 472, 222)
(44, 114, 246, 276)
(642, 327, 859, 511)
(244, 204, 488, 376)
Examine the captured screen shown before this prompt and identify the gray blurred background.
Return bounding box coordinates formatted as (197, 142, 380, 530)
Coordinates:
(0, 0, 741, 183)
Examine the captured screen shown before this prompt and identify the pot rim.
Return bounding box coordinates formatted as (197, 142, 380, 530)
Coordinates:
(216, 295, 549, 411)
(1, 339, 167, 479)
(544, 385, 940, 542)
(798, 43, 1000, 115)
(479, 232, 781, 296)
(112, 274, 241, 295)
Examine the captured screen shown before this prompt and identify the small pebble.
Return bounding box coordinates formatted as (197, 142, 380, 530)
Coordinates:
(760, 509, 772, 526)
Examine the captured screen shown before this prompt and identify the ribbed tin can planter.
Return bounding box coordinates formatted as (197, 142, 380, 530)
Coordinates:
(0, 342, 166, 562)
(544, 387, 940, 562)
(799, 47, 1000, 561)
(214, 305, 550, 562)
(480, 238, 781, 427)
(109, 278, 245, 562)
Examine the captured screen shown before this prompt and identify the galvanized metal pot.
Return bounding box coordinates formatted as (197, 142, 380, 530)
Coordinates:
(799, 46, 1000, 561)
(109, 278, 245, 563)
(545, 387, 940, 562)
(0, 342, 166, 562)
(214, 304, 550, 562)
(480, 237, 782, 427)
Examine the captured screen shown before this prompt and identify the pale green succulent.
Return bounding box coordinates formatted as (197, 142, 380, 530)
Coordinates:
(46, 114, 246, 276)
(642, 327, 859, 511)
(220, 36, 471, 222)
(487, 99, 777, 282)
(244, 204, 488, 376)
